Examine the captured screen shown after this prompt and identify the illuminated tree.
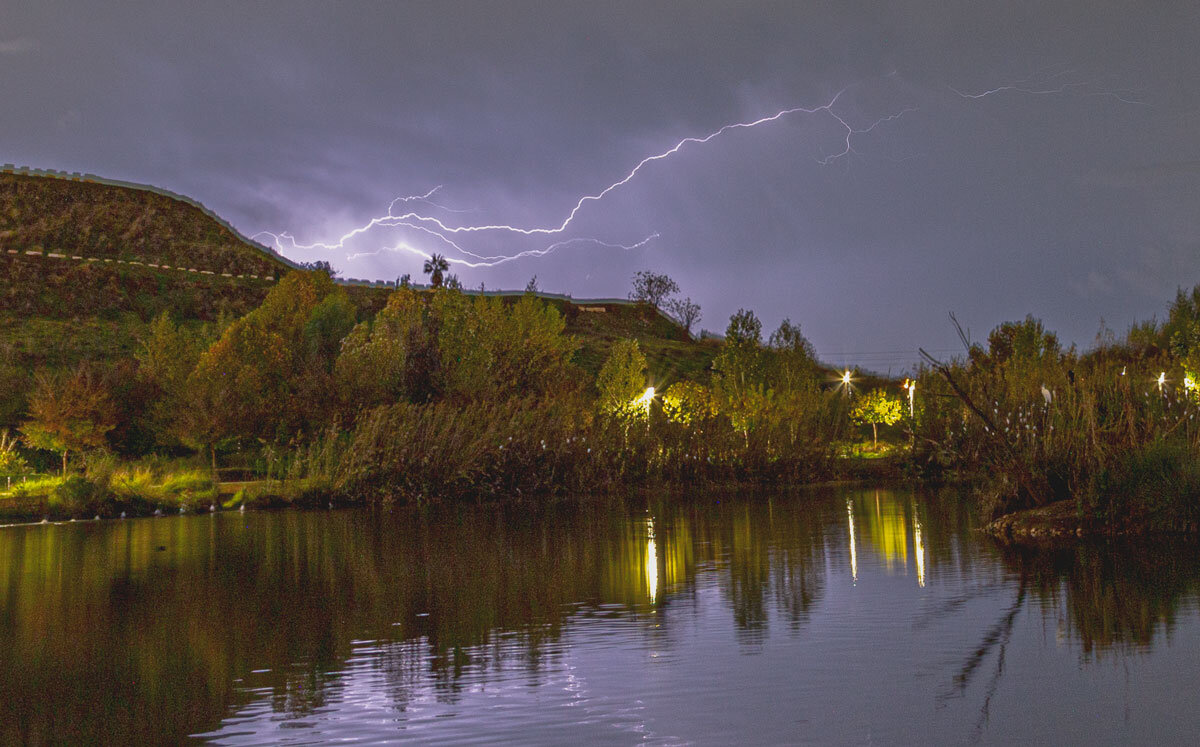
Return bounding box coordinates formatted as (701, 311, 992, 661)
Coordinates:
(597, 339, 649, 420)
(423, 254, 450, 288)
(667, 296, 702, 335)
(850, 388, 903, 446)
(628, 271, 679, 310)
(662, 381, 716, 425)
(0, 429, 30, 478)
(21, 366, 118, 476)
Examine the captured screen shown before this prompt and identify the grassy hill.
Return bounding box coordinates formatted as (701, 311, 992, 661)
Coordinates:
(0, 171, 717, 427)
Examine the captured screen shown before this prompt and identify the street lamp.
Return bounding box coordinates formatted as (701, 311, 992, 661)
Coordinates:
(902, 378, 915, 418)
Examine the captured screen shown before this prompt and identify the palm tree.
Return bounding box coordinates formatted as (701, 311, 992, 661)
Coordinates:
(423, 253, 449, 288)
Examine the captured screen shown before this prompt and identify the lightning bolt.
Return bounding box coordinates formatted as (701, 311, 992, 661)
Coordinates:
(255, 84, 916, 270)
(949, 67, 1150, 106)
(347, 234, 661, 268)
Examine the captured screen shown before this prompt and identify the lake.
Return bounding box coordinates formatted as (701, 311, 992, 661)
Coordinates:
(2, 486, 1199, 744)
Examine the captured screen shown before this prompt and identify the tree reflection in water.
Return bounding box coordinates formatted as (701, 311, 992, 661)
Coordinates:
(0, 489, 1197, 742)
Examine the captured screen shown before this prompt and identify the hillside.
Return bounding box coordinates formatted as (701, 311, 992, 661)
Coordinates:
(0, 170, 717, 427)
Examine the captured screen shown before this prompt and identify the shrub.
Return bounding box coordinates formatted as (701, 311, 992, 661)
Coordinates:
(110, 466, 162, 502)
(1084, 440, 1200, 532)
(160, 470, 217, 505)
(49, 475, 106, 515)
(10, 475, 63, 499)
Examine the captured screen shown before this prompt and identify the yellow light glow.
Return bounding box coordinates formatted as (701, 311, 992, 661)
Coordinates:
(913, 514, 925, 588)
(1158, 371, 1167, 391)
(646, 518, 658, 602)
(847, 499, 857, 584)
(842, 370, 852, 386)
(1186, 376, 1195, 392)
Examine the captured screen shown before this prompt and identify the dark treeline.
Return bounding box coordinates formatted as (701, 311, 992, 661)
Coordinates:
(1, 270, 858, 513)
(7, 265, 1200, 529)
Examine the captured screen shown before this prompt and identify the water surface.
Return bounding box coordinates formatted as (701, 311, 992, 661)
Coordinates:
(2, 486, 1199, 744)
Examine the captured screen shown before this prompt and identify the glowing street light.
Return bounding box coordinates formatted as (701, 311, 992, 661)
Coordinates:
(1158, 371, 1167, 393)
(842, 370, 852, 386)
(626, 386, 655, 421)
(902, 378, 916, 418)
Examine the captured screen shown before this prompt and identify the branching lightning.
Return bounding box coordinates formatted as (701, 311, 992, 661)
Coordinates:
(254, 85, 917, 271)
(949, 67, 1150, 106)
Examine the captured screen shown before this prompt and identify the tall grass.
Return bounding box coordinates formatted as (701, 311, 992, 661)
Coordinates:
(286, 394, 839, 505)
(915, 338, 1200, 530)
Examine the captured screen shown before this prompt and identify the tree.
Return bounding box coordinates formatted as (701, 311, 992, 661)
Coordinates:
(525, 275, 539, 293)
(485, 293, 579, 399)
(0, 429, 30, 479)
(768, 319, 818, 394)
(986, 315, 1061, 367)
(336, 286, 580, 408)
(662, 381, 716, 425)
(300, 260, 339, 278)
(667, 297, 702, 335)
(596, 339, 650, 420)
(712, 309, 767, 438)
(423, 254, 450, 288)
(180, 271, 350, 468)
(850, 388, 903, 446)
(335, 287, 424, 409)
(136, 312, 207, 445)
(628, 271, 679, 310)
(21, 366, 118, 476)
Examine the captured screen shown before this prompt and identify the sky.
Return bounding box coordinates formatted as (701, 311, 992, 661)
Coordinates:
(3, 1, 1199, 372)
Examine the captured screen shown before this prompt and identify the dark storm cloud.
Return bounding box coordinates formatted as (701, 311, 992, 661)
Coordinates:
(3, 1, 1199, 369)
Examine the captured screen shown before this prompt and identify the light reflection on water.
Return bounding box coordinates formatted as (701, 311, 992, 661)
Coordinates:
(1, 486, 1200, 744)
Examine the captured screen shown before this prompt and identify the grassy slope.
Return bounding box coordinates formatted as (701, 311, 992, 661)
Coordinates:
(0, 172, 714, 390)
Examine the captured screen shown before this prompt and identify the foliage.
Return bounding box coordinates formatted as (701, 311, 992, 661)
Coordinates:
(662, 381, 716, 425)
(596, 339, 650, 420)
(335, 287, 579, 410)
(1084, 440, 1200, 532)
(299, 260, 339, 277)
(0, 430, 30, 477)
(49, 475, 104, 513)
(850, 388, 903, 446)
(178, 270, 348, 459)
(912, 298, 1200, 528)
(422, 254, 449, 288)
(711, 309, 765, 434)
(21, 365, 118, 475)
(768, 318, 819, 394)
(335, 288, 421, 409)
(628, 270, 679, 310)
